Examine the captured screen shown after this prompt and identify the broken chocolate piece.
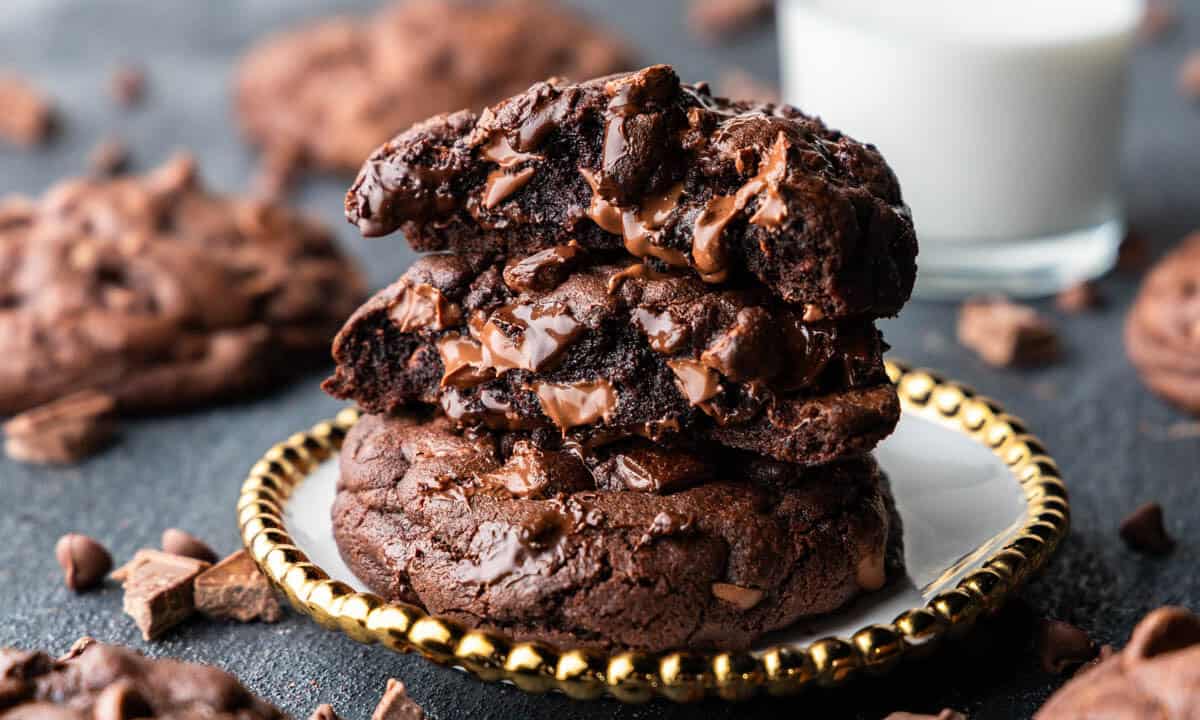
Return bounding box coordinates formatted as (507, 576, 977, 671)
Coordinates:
(55, 533, 113, 592)
(1055, 281, 1103, 314)
(1119, 502, 1175, 555)
(371, 678, 425, 720)
(161, 528, 218, 564)
(957, 297, 1060, 367)
(116, 549, 210, 640)
(194, 550, 283, 623)
(3, 390, 115, 465)
(1038, 619, 1099, 674)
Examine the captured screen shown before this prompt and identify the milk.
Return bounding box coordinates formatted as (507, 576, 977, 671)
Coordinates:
(779, 0, 1141, 296)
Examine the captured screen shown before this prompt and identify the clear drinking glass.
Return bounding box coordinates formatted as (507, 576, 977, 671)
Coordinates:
(778, 0, 1142, 298)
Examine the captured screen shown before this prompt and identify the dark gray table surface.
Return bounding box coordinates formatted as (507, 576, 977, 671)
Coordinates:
(1, 1, 1198, 718)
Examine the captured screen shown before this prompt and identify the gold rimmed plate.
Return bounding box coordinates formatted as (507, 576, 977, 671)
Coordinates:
(237, 361, 1068, 703)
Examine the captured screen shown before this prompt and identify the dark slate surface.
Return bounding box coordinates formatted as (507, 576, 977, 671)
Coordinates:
(0, 1, 1197, 718)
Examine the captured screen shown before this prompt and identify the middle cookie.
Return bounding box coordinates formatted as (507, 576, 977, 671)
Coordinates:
(324, 248, 898, 465)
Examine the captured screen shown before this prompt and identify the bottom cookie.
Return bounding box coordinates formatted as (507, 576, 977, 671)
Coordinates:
(333, 412, 903, 653)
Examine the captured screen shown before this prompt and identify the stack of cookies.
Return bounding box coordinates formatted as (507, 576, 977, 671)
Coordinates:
(324, 65, 918, 652)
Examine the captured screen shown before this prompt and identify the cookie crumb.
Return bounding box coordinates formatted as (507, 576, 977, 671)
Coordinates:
(194, 550, 282, 623)
(161, 528, 218, 563)
(371, 678, 425, 720)
(0, 74, 55, 146)
(110, 65, 145, 107)
(3, 391, 116, 465)
(55, 533, 113, 592)
(688, 0, 773, 41)
(116, 549, 210, 640)
(1037, 619, 1098, 674)
(957, 297, 1060, 367)
(1055, 281, 1103, 313)
(1119, 502, 1175, 555)
(88, 137, 130, 176)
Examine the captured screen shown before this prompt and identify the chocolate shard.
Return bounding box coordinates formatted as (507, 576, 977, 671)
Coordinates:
(371, 679, 425, 720)
(116, 549, 210, 641)
(194, 550, 283, 623)
(957, 297, 1060, 367)
(3, 390, 116, 465)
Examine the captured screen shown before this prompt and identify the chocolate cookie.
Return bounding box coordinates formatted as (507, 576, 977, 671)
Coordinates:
(0, 155, 365, 414)
(323, 251, 898, 465)
(0, 637, 283, 718)
(332, 412, 902, 652)
(236, 0, 632, 176)
(346, 64, 918, 317)
(1036, 607, 1200, 719)
(1126, 232, 1200, 414)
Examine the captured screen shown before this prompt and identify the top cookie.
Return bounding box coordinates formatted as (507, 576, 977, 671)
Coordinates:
(0, 637, 283, 718)
(236, 0, 633, 175)
(0, 155, 365, 415)
(347, 65, 918, 317)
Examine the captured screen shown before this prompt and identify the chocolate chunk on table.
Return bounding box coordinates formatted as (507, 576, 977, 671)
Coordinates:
(3, 390, 116, 465)
(115, 549, 210, 640)
(371, 679, 425, 720)
(346, 64, 917, 318)
(194, 550, 282, 623)
(1119, 502, 1175, 555)
(1037, 619, 1099, 674)
(958, 297, 1060, 367)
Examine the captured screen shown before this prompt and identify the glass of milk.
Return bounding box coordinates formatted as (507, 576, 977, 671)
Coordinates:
(779, 0, 1142, 297)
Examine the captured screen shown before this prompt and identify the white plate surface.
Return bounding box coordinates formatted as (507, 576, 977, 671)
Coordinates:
(284, 410, 1027, 653)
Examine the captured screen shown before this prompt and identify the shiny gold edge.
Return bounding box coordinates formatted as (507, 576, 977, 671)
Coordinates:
(237, 363, 1070, 703)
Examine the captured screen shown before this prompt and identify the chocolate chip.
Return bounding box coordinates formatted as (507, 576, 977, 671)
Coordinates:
(194, 550, 282, 623)
(1139, 0, 1177, 43)
(3, 391, 116, 465)
(1119, 502, 1175, 555)
(309, 705, 343, 720)
(1037, 619, 1098, 674)
(371, 678, 425, 720)
(1117, 229, 1150, 273)
(1055, 281, 1103, 314)
(116, 549, 210, 640)
(110, 65, 145, 108)
(88, 137, 131, 177)
(688, 0, 774, 41)
(957, 297, 1060, 367)
(161, 528, 218, 564)
(55, 533, 113, 592)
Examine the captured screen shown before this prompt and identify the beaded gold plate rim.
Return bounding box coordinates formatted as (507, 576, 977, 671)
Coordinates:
(237, 361, 1069, 703)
